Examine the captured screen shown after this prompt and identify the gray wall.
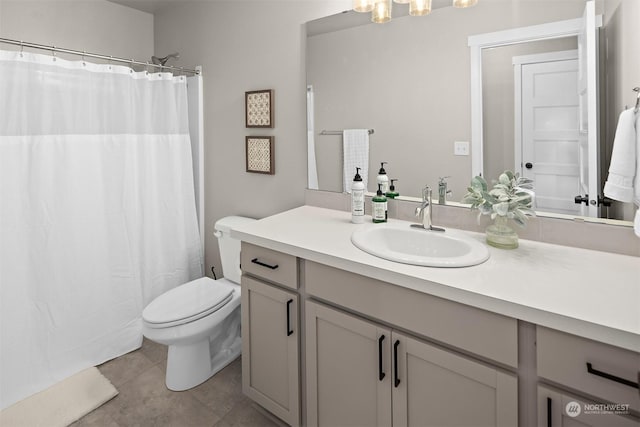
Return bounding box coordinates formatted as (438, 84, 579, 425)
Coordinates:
(0, 0, 153, 62)
(153, 1, 350, 277)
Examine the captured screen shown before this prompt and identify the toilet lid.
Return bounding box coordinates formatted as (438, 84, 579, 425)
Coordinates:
(142, 277, 234, 327)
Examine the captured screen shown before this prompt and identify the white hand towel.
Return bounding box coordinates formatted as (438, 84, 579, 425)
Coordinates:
(603, 109, 636, 203)
(343, 129, 369, 193)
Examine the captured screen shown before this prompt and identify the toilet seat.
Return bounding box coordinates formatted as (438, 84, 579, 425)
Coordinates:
(143, 277, 235, 329)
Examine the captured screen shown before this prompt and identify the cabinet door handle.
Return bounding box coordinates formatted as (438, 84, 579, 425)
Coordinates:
(286, 299, 294, 336)
(546, 397, 552, 427)
(586, 362, 639, 389)
(251, 258, 279, 270)
(378, 335, 386, 381)
(393, 340, 400, 388)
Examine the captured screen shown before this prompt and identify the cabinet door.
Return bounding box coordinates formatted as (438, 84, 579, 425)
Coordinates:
(538, 386, 639, 427)
(392, 331, 518, 427)
(241, 276, 299, 426)
(306, 301, 392, 427)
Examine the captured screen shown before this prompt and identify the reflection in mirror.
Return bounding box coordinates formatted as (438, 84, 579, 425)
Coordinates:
(306, 0, 638, 224)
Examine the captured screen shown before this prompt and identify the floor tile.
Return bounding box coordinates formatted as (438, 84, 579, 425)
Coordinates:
(139, 338, 167, 365)
(101, 365, 220, 427)
(98, 348, 157, 388)
(190, 358, 247, 419)
(214, 400, 279, 427)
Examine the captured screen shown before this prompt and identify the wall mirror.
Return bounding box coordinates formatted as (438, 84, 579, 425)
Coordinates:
(306, 0, 636, 224)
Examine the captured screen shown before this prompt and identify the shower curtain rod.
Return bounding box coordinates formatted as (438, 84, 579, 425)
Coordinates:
(0, 38, 201, 75)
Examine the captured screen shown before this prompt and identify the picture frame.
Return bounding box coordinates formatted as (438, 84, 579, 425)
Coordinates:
(245, 89, 274, 128)
(245, 136, 275, 174)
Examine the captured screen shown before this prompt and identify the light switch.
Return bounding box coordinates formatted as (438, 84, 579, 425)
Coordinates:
(454, 141, 469, 156)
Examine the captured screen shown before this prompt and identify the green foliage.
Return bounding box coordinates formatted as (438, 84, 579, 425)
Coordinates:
(461, 171, 535, 226)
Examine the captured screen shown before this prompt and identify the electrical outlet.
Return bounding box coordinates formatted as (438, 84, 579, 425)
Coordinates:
(454, 141, 469, 156)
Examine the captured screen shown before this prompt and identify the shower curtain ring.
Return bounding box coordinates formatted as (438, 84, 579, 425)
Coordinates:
(19, 41, 24, 57)
(52, 46, 57, 61)
(145, 61, 149, 75)
(108, 55, 113, 70)
(129, 59, 134, 73)
(82, 50, 86, 66)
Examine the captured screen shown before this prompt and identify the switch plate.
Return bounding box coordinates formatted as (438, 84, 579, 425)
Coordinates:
(454, 141, 469, 156)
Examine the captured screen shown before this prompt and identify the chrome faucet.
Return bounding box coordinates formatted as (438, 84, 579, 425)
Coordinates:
(438, 176, 452, 205)
(414, 186, 445, 232)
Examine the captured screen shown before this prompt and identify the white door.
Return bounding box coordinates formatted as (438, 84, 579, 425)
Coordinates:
(577, 0, 600, 218)
(520, 55, 582, 216)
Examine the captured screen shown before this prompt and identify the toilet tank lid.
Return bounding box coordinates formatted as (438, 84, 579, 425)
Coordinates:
(214, 216, 256, 233)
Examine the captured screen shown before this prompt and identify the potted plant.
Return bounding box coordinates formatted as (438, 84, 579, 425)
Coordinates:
(461, 170, 535, 249)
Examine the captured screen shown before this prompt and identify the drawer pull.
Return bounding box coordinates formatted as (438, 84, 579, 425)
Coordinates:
(251, 258, 279, 270)
(393, 340, 400, 388)
(286, 299, 294, 336)
(378, 335, 386, 381)
(586, 362, 639, 389)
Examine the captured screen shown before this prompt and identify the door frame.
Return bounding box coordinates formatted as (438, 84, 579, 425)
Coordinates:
(513, 49, 579, 175)
(468, 13, 602, 179)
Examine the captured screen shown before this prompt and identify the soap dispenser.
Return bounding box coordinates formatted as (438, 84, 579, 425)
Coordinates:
(386, 179, 399, 199)
(377, 162, 389, 194)
(372, 184, 387, 223)
(351, 167, 365, 224)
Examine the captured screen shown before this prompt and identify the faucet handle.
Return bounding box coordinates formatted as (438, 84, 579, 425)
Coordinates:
(422, 185, 432, 201)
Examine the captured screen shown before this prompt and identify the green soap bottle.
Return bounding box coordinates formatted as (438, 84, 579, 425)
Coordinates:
(386, 179, 399, 199)
(372, 184, 387, 223)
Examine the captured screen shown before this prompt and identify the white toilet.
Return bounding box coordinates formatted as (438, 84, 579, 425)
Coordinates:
(142, 216, 255, 391)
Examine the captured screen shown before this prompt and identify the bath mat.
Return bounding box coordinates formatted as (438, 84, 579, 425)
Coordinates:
(0, 367, 118, 427)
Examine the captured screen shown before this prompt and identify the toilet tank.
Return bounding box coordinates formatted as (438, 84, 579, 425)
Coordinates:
(214, 216, 256, 284)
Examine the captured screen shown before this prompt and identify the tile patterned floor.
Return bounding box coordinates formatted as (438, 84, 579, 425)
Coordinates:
(71, 339, 280, 427)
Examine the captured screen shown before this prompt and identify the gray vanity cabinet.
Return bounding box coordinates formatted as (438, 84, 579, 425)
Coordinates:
(305, 301, 392, 426)
(306, 300, 518, 427)
(240, 243, 300, 427)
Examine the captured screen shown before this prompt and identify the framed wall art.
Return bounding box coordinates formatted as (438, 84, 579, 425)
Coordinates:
(245, 89, 274, 128)
(246, 136, 275, 174)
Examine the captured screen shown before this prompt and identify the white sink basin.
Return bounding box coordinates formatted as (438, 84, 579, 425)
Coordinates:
(351, 222, 490, 267)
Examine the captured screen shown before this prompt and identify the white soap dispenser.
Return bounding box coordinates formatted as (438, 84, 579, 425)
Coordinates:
(377, 162, 389, 194)
(351, 167, 365, 224)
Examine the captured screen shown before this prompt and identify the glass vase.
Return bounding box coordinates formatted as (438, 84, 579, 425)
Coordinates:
(485, 216, 519, 249)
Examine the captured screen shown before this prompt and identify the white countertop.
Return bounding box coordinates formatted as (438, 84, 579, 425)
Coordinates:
(232, 205, 640, 352)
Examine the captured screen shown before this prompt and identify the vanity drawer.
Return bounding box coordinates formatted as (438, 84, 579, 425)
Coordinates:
(537, 326, 640, 413)
(241, 242, 298, 290)
(303, 260, 518, 368)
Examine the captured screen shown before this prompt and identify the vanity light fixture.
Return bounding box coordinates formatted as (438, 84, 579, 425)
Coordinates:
(453, 0, 478, 7)
(355, 0, 475, 23)
(353, 0, 374, 13)
(372, 0, 392, 23)
(410, 0, 432, 16)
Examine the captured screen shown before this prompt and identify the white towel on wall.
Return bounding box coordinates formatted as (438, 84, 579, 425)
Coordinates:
(603, 109, 637, 202)
(603, 108, 640, 237)
(343, 129, 370, 193)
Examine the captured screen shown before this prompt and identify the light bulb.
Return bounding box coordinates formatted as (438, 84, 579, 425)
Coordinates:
(410, 0, 431, 16)
(372, 0, 392, 23)
(353, 0, 374, 13)
(453, 0, 478, 8)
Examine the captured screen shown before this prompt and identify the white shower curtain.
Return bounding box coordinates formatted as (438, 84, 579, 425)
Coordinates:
(0, 50, 203, 409)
